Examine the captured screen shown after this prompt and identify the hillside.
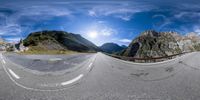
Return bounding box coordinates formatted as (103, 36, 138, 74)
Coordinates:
(122, 30, 182, 58)
(100, 43, 126, 54)
(0, 37, 5, 44)
(122, 30, 200, 58)
(23, 30, 100, 53)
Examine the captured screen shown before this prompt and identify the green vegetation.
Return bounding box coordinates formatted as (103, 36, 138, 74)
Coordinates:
(22, 30, 100, 54)
(21, 50, 77, 55)
(100, 43, 127, 54)
(194, 44, 200, 51)
(23, 32, 57, 46)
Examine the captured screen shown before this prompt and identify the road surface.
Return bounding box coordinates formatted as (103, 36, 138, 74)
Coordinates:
(0, 51, 200, 100)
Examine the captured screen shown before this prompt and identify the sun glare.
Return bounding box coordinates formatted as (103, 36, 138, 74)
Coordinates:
(88, 31, 98, 39)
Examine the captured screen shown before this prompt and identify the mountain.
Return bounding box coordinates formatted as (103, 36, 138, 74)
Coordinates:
(122, 30, 200, 58)
(0, 37, 5, 44)
(23, 30, 100, 52)
(0, 37, 6, 50)
(122, 30, 182, 58)
(176, 32, 200, 51)
(121, 45, 127, 49)
(100, 43, 126, 54)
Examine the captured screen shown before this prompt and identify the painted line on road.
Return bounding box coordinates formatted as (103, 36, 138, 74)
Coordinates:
(61, 74, 83, 86)
(0, 52, 87, 91)
(87, 63, 93, 70)
(0, 53, 76, 91)
(1, 63, 81, 91)
(0, 54, 6, 64)
(87, 54, 97, 70)
(2, 59, 6, 64)
(8, 68, 20, 79)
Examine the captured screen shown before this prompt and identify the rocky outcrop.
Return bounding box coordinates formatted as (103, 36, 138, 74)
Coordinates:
(122, 30, 182, 58)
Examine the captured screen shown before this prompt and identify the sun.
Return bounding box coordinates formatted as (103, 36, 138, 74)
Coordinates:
(88, 31, 98, 39)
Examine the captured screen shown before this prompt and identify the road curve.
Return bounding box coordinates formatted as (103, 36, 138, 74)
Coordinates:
(0, 52, 200, 100)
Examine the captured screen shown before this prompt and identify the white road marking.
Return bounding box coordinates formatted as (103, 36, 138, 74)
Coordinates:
(2, 59, 6, 64)
(1, 63, 77, 91)
(86, 54, 97, 70)
(0, 53, 72, 91)
(0, 54, 5, 64)
(61, 74, 83, 86)
(87, 63, 93, 70)
(0, 52, 90, 91)
(8, 68, 20, 79)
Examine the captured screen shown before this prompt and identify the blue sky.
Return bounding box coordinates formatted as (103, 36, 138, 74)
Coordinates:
(0, 0, 200, 46)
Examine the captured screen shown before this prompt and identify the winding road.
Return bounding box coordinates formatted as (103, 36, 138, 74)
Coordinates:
(0, 51, 200, 100)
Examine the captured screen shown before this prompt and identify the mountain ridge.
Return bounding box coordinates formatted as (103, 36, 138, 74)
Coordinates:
(122, 30, 200, 58)
(23, 30, 100, 53)
(100, 42, 127, 54)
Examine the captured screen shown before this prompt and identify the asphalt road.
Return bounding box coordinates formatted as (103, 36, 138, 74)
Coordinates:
(4, 52, 93, 72)
(0, 51, 200, 100)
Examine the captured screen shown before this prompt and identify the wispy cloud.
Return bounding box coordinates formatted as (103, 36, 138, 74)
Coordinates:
(20, 6, 71, 17)
(119, 39, 131, 43)
(1, 0, 200, 43)
(88, 2, 155, 21)
(152, 14, 173, 31)
(0, 24, 22, 36)
(0, 4, 72, 41)
(193, 26, 200, 35)
(5, 37, 21, 42)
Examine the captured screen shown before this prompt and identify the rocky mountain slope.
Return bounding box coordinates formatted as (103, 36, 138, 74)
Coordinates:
(0, 37, 5, 44)
(122, 30, 200, 58)
(100, 43, 127, 54)
(174, 32, 200, 51)
(23, 30, 100, 52)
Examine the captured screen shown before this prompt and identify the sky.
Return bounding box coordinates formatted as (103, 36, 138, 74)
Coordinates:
(0, 0, 200, 46)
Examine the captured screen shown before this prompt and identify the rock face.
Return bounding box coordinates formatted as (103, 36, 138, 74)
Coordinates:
(122, 30, 200, 58)
(176, 32, 200, 52)
(0, 37, 6, 50)
(100, 43, 127, 54)
(0, 37, 4, 44)
(14, 39, 28, 52)
(122, 30, 182, 58)
(23, 30, 100, 52)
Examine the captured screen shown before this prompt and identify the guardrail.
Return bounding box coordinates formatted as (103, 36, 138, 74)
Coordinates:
(105, 52, 189, 63)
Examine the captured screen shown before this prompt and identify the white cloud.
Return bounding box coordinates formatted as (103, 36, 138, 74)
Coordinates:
(100, 26, 117, 36)
(174, 12, 188, 18)
(174, 12, 200, 19)
(18, 6, 71, 18)
(88, 3, 155, 21)
(194, 27, 200, 35)
(115, 14, 133, 21)
(97, 20, 105, 24)
(0, 5, 72, 38)
(5, 37, 21, 42)
(119, 39, 132, 43)
(0, 24, 22, 36)
(88, 10, 96, 16)
(152, 14, 172, 31)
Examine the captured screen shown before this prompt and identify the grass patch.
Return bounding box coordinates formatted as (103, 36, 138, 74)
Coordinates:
(19, 46, 78, 55)
(20, 50, 78, 55)
(18, 45, 97, 55)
